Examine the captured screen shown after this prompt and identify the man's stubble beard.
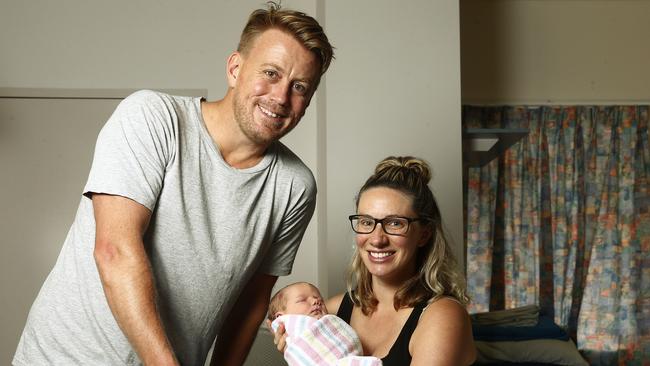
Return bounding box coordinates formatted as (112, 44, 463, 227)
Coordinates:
(232, 92, 297, 145)
(232, 92, 268, 145)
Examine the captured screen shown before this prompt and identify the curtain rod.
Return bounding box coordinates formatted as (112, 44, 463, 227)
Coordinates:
(462, 99, 650, 107)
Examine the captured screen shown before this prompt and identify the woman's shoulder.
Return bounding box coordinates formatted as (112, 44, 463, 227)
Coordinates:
(326, 292, 346, 315)
(410, 297, 476, 365)
(418, 296, 472, 334)
(421, 296, 466, 317)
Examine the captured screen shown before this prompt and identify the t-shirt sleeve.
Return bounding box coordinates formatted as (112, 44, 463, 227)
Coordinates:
(83, 90, 176, 210)
(257, 166, 317, 276)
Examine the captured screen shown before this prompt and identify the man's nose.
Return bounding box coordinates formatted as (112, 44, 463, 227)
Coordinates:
(270, 81, 290, 105)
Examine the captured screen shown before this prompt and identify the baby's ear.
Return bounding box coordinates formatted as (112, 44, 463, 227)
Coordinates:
(275, 311, 285, 319)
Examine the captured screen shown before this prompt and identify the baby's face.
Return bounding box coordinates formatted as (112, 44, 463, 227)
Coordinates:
(283, 283, 328, 319)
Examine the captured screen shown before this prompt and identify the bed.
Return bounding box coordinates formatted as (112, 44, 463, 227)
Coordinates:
(470, 306, 588, 366)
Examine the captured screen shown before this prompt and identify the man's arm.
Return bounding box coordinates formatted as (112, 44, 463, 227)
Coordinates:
(92, 193, 178, 366)
(211, 272, 278, 366)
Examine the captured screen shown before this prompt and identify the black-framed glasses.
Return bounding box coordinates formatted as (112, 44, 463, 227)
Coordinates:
(348, 214, 428, 236)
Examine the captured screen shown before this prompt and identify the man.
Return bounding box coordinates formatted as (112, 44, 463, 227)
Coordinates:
(13, 3, 333, 365)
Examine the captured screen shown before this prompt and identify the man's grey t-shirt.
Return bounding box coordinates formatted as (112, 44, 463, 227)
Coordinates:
(13, 90, 316, 365)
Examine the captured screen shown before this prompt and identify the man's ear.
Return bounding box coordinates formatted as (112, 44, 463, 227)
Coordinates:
(226, 51, 243, 88)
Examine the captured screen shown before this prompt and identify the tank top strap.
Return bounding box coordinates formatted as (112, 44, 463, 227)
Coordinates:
(336, 292, 355, 323)
(381, 300, 428, 365)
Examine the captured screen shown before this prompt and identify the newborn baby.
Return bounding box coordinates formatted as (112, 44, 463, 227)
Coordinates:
(268, 282, 382, 366)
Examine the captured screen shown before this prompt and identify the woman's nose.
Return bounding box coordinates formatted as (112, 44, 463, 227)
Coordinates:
(368, 223, 389, 247)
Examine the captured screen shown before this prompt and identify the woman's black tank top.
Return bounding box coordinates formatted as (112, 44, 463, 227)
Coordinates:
(336, 293, 426, 366)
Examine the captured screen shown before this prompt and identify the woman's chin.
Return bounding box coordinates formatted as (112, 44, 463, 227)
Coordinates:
(365, 262, 394, 277)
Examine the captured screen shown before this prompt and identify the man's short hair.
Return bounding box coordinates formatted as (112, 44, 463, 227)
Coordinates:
(238, 1, 334, 77)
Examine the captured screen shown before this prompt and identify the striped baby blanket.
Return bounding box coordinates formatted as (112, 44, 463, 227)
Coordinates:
(271, 314, 383, 366)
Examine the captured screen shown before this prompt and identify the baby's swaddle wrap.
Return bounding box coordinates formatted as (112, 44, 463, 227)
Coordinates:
(271, 314, 383, 366)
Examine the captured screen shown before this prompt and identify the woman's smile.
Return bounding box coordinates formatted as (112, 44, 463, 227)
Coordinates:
(367, 250, 396, 262)
(355, 187, 428, 281)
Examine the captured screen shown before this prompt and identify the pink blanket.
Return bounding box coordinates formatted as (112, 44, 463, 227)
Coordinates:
(271, 314, 383, 366)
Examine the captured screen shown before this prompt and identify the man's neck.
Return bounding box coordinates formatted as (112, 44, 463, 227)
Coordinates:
(201, 97, 269, 169)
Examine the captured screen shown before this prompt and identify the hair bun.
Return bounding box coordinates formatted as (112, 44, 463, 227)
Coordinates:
(375, 156, 431, 183)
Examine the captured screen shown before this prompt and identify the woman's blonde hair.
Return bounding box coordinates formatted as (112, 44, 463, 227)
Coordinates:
(347, 156, 469, 315)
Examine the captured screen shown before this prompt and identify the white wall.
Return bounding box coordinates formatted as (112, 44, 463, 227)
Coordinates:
(460, 0, 650, 104)
(0, 0, 464, 363)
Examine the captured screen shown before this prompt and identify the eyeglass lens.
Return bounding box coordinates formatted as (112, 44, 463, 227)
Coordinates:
(351, 216, 409, 235)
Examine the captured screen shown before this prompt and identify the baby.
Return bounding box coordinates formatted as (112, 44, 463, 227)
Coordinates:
(268, 282, 382, 366)
(268, 281, 328, 321)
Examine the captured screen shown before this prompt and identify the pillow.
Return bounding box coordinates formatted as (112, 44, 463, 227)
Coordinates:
(473, 316, 569, 342)
(471, 304, 540, 327)
(475, 338, 588, 366)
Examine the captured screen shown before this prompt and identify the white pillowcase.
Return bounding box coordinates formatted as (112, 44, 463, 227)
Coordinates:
(475, 338, 588, 366)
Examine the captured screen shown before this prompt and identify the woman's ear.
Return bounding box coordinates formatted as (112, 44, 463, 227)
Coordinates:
(418, 226, 433, 247)
(226, 51, 243, 88)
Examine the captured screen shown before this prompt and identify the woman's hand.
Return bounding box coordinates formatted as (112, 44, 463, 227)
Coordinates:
(265, 319, 288, 353)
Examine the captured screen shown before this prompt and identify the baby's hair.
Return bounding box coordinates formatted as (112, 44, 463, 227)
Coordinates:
(267, 281, 318, 321)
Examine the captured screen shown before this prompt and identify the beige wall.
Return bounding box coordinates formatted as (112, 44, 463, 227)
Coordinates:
(0, 1, 246, 99)
(324, 0, 464, 296)
(0, 0, 325, 286)
(461, 0, 650, 104)
(0, 0, 463, 363)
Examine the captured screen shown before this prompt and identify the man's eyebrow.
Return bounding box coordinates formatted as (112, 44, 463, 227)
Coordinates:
(260, 62, 283, 72)
(260, 63, 314, 84)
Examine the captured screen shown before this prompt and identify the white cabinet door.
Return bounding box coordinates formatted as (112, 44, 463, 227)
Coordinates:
(0, 95, 285, 366)
(0, 97, 120, 364)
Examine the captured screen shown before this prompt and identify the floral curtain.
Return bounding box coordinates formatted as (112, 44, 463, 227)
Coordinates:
(464, 105, 650, 365)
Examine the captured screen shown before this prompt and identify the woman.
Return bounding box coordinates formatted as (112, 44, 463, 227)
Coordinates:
(274, 156, 476, 365)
